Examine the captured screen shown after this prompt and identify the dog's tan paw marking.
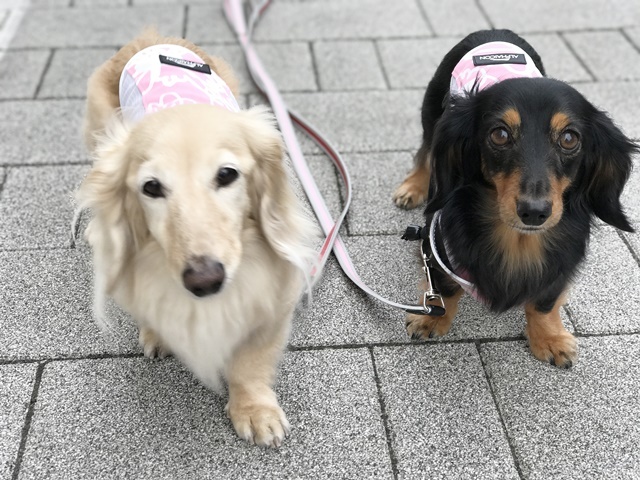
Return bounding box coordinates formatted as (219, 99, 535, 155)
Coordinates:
(138, 327, 171, 359)
(226, 401, 290, 448)
(393, 182, 427, 210)
(405, 313, 452, 340)
(528, 331, 577, 368)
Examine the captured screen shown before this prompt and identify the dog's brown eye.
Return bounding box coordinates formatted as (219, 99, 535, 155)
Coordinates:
(559, 130, 580, 152)
(142, 180, 165, 198)
(216, 167, 239, 187)
(490, 128, 511, 146)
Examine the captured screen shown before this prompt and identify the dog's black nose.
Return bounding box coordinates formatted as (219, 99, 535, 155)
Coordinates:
(516, 199, 552, 227)
(182, 257, 226, 297)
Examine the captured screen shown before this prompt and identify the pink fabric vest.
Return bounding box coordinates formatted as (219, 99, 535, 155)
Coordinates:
(450, 41, 543, 96)
(119, 44, 240, 123)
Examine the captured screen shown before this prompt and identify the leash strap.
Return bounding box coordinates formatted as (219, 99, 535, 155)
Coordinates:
(224, 0, 441, 316)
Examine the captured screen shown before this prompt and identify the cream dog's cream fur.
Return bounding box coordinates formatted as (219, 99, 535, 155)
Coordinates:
(76, 30, 316, 448)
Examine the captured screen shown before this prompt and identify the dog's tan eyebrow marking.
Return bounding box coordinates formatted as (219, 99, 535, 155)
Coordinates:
(501, 108, 521, 131)
(550, 112, 571, 133)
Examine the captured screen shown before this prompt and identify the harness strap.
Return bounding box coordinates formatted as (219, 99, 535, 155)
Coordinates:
(224, 0, 441, 316)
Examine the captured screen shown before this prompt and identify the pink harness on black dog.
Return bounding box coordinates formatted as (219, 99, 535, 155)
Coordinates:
(119, 44, 240, 123)
(450, 41, 543, 97)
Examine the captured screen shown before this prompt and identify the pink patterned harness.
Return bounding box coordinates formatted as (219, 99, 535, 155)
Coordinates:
(119, 44, 240, 123)
(450, 41, 543, 97)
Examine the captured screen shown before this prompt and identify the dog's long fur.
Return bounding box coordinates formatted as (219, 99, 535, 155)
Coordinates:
(76, 30, 317, 447)
(394, 30, 636, 367)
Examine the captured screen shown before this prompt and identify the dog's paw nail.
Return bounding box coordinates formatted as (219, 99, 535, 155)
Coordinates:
(428, 331, 435, 338)
(549, 357, 556, 366)
(411, 333, 422, 341)
(563, 360, 573, 369)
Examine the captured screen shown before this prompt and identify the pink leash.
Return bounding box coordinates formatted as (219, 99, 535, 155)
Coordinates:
(224, 0, 440, 316)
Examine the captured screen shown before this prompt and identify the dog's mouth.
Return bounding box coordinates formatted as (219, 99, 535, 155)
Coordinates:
(509, 224, 546, 235)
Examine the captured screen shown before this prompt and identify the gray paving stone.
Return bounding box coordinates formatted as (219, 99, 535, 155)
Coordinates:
(38, 47, 116, 98)
(133, 0, 209, 4)
(525, 33, 592, 83)
(75, 0, 126, 6)
(0, 100, 86, 165)
(0, 11, 8, 30)
(480, 335, 640, 480)
(20, 350, 392, 479)
(9, 6, 183, 48)
(284, 153, 343, 226)
(374, 344, 519, 479)
(291, 256, 409, 348)
(0, 49, 50, 100)
(626, 26, 640, 49)
(251, 0, 431, 41)
(277, 90, 424, 154)
(313, 40, 386, 91)
(0, 248, 138, 360)
(419, 0, 490, 36)
(573, 81, 640, 140)
(479, 0, 640, 32)
(202, 41, 317, 94)
(346, 151, 426, 236)
(564, 31, 640, 81)
(0, 363, 37, 480)
(621, 155, 640, 228)
(621, 156, 640, 255)
(568, 227, 640, 334)
(377, 38, 454, 89)
(0, 165, 86, 249)
(29, 0, 69, 7)
(184, 4, 239, 44)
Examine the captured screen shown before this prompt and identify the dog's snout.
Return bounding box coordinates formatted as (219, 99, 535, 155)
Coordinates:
(182, 257, 226, 297)
(516, 199, 552, 227)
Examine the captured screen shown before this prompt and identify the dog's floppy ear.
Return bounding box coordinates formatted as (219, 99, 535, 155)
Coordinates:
(579, 107, 636, 232)
(75, 120, 147, 327)
(426, 95, 479, 214)
(242, 106, 317, 276)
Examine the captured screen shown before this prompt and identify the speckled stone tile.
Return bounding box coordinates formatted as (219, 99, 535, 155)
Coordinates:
(0, 363, 37, 480)
(481, 336, 640, 479)
(375, 344, 519, 479)
(19, 350, 392, 479)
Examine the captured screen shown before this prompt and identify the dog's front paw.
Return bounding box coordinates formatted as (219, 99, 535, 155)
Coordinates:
(528, 330, 577, 368)
(393, 182, 427, 210)
(406, 313, 452, 339)
(226, 400, 290, 448)
(138, 326, 171, 359)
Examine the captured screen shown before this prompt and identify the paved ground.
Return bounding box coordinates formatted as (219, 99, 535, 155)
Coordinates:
(1, 0, 640, 479)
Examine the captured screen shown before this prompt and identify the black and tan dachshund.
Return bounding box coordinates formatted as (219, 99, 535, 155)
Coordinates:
(394, 29, 636, 368)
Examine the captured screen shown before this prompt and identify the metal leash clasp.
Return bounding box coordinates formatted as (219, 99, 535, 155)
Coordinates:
(401, 224, 445, 316)
(421, 241, 445, 316)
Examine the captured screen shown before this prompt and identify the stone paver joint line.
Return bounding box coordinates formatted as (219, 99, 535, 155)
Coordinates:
(10, 362, 45, 480)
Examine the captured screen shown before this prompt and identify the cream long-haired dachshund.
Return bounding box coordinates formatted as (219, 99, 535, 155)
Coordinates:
(76, 30, 317, 448)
